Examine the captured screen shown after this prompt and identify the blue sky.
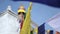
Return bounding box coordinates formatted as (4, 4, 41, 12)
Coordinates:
(0, 0, 60, 30)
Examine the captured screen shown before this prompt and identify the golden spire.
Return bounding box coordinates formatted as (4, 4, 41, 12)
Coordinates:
(18, 5, 25, 13)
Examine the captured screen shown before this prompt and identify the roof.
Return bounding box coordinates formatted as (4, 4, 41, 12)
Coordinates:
(0, 6, 18, 18)
(46, 12, 60, 22)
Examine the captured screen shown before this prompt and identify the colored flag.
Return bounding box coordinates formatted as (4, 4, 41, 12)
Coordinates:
(46, 13, 60, 32)
(30, 27, 34, 34)
(34, 27, 38, 34)
(30, 30, 33, 34)
(56, 31, 60, 34)
(12, 0, 60, 8)
(20, 2, 32, 34)
(49, 30, 53, 34)
(47, 30, 53, 34)
(38, 23, 45, 34)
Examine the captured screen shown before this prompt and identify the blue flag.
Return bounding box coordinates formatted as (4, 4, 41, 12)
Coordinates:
(12, 0, 60, 8)
(49, 30, 53, 34)
(38, 23, 45, 34)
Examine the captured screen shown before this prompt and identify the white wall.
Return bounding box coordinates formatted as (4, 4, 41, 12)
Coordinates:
(0, 13, 19, 34)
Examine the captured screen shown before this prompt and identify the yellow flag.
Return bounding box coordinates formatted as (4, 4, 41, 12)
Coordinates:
(20, 2, 32, 34)
(34, 27, 38, 34)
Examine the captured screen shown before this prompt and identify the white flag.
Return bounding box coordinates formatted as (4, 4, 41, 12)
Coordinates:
(46, 13, 60, 32)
